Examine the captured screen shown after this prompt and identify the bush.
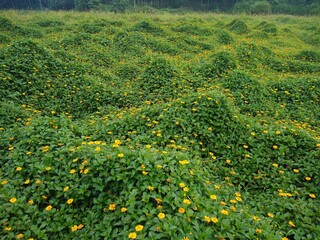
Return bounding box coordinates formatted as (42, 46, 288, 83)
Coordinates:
(227, 19, 249, 35)
(251, 1, 272, 15)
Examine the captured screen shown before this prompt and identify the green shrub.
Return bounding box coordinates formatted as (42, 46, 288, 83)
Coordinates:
(295, 50, 320, 63)
(255, 21, 277, 34)
(227, 19, 250, 35)
(251, 1, 272, 15)
(215, 30, 234, 45)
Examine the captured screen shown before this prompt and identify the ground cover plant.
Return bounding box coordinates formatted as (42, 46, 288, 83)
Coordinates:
(0, 11, 319, 239)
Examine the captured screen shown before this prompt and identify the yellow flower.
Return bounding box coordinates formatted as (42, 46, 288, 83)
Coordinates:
(9, 198, 17, 203)
(236, 197, 242, 202)
(24, 179, 30, 184)
(178, 208, 185, 213)
(28, 200, 34, 205)
(118, 153, 124, 157)
(83, 169, 89, 174)
(243, 145, 249, 149)
(282, 238, 289, 240)
(16, 167, 22, 171)
(183, 199, 191, 205)
(226, 159, 231, 164)
(230, 205, 236, 212)
(77, 224, 84, 230)
(45, 205, 53, 211)
(309, 193, 316, 198)
(211, 217, 218, 223)
(36, 180, 41, 185)
(70, 169, 76, 174)
(305, 177, 311, 181)
(182, 237, 189, 240)
(221, 210, 229, 215)
(109, 203, 116, 211)
(210, 195, 217, 200)
(256, 228, 262, 234)
(17, 233, 24, 239)
(253, 216, 260, 221)
(45, 166, 51, 171)
(220, 201, 226, 205)
(128, 232, 137, 239)
(146, 145, 152, 149)
(71, 225, 78, 232)
(276, 130, 281, 135)
(235, 192, 241, 197)
(148, 186, 155, 191)
(230, 199, 237, 204)
(67, 199, 74, 204)
(179, 183, 186, 188)
(273, 145, 278, 149)
(64, 186, 69, 192)
(267, 213, 274, 218)
(142, 171, 148, 175)
(273, 163, 278, 167)
(135, 225, 144, 231)
(179, 160, 189, 165)
(42, 145, 50, 152)
(289, 221, 295, 227)
(1, 179, 8, 185)
(5, 227, 11, 231)
(158, 213, 165, 219)
(183, 187, 189, 192)
(293, 169, 299, 173)
(121, 207, 127, 213)
(204, 216, 211, 222)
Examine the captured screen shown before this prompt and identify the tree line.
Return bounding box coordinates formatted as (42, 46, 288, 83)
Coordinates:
(0, 0, 319, 15)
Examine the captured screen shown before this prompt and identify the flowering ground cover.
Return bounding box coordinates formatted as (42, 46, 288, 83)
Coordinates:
(0, 11, 319, 239)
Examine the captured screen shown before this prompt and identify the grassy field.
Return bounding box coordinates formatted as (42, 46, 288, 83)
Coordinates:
(0, 10, 319, 239)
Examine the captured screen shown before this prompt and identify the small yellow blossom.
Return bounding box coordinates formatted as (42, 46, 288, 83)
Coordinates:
(226, 159, 231, 164)
(118, 153, 124, 157)
(210, 195, 217, 200)
(24, 179, 30, 184)
(17, 234, 24, 239)
(305, 177, 311, 181)
(5, 227, 11, 231)
(45, 166, 51, 171)
(109, 203, 116, 211)
(273, 145, 278, 149)
(178, 208, 185, 213)
(142, 171, 148, 175)
(67, 199, 74, 204)
(183, 199, 191, 205)
(309, 194, 316, 198)
(83, 169, 89, 174)
(128, 232, 137, 239)
(135, 225, 144, 231)
(179, 183, 186, 188)
(64, 186, 69, 192)
(276, 131, 281, 135)
(256, 229, 262, 234)
(253, 216, 260, 221)
(9, 198, 17, 203)
(183, 187, 189, 192)
(1, 179, 8, 185)
(45, 205, 52, 211)
(36, 180, 41, 185)
(158, 213, 165, 219)
(71, 225, 78, 232)
(179, 160, 189, 165)
(28, 200, 34, 205)
(267, 213, 274, 218)
(282, 238, 289, 240)
(16, 167, 22, 171)
(70, 169, 76, 174)
(77, 224, 84, 230)
(211, 217, 218, 223)
(42, 145, 50, 152)
(148, 186, 155, 191)
(289, 221, 295, 227)
(221, 210, 229, 215)
(204, 216, 211, 222)
(121, 207, 127, 213)
(293, 169, 299, 173)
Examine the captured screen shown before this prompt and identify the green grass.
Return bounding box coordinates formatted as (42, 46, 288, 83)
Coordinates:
(0, 10, 319, 239)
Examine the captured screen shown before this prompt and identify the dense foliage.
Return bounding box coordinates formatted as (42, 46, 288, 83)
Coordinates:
(0, 11, 319, 239)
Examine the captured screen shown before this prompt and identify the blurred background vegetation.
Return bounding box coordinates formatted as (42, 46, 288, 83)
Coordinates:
(0, 0, 319, 15)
